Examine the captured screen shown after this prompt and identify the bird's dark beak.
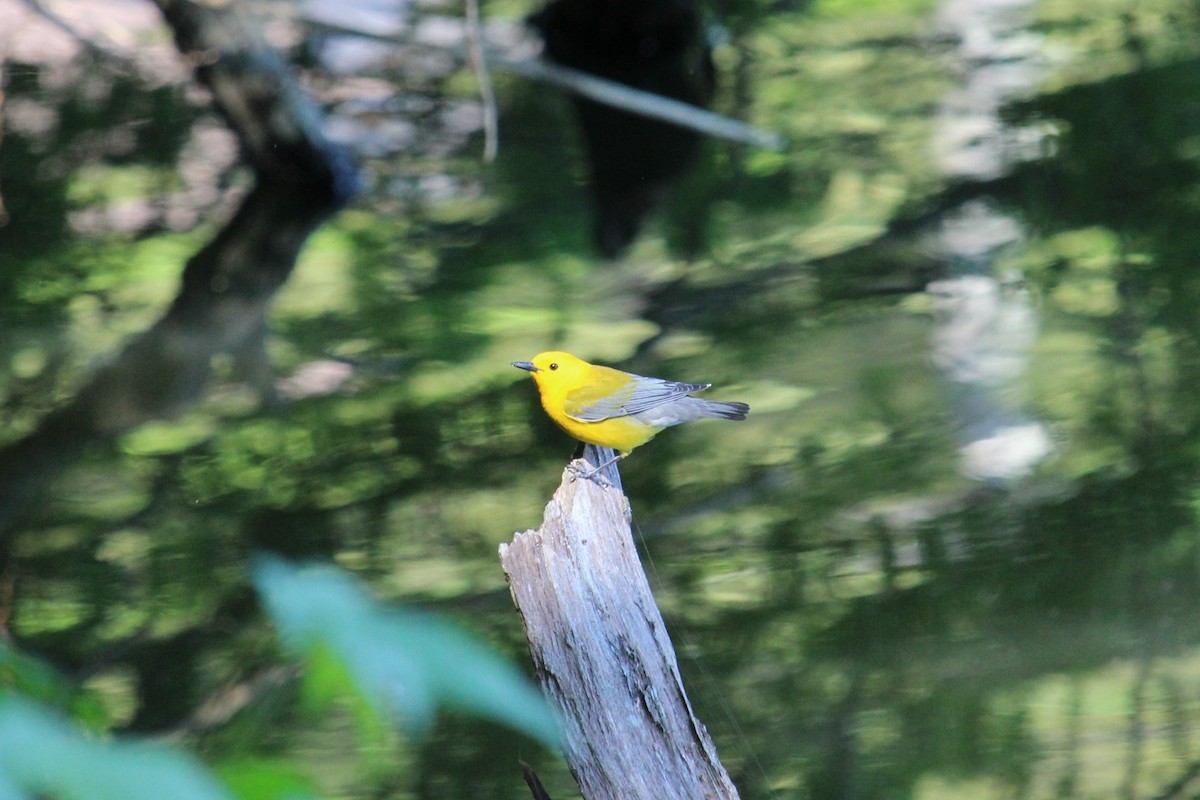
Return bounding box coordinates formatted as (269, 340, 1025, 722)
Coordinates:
(512, 361, 540, 373)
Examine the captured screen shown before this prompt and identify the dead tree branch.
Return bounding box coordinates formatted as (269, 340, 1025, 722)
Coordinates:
(500, 445, 740, 800)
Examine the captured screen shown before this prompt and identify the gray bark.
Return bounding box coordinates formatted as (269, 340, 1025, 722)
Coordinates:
(500, 445, 740, 800)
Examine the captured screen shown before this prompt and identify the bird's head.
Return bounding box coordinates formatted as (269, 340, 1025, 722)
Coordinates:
(512, 351, 590, 390)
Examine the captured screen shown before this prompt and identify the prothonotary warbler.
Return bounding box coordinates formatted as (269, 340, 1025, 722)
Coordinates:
(512, 351, 749, 476)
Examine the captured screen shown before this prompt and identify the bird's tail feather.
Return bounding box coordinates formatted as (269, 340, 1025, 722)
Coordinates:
(639, 397, 750, 427)
(702, 400, 750, 420)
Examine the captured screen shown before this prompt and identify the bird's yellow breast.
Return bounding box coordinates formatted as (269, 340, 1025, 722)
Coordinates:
(538, 392, 658, 455)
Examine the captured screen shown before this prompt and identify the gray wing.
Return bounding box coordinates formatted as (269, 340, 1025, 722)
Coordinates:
(567, 375, 711, 422)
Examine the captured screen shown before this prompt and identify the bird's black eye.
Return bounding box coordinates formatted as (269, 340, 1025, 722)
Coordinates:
(549, 363, 558, 371)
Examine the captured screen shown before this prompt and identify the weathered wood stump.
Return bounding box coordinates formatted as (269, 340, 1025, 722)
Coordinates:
(500, 445, 740, 800)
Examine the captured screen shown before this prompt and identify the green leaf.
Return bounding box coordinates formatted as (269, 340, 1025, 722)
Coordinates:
(298, 641, 357, 713)
(251, 555, 559, 750)
(0, 642, 69, 705)
(217, 757, 318, 800)
(300, 643, 392, 751)
(0, 771, 31, 800)
(0, 642, 107, 731)
(0, 695, 235, 800)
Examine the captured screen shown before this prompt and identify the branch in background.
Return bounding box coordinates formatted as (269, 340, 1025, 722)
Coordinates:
(0, 0, 358, 536)
(519, 760, 554, 800)
(157, 665, 297, 743)
(493, 54, 784, 151)
(302, 17, 786, 152)
(464, 0, 499, 162)
(155, 0, 359, 198)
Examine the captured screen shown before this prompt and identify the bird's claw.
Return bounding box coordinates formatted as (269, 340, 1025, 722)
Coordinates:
(567, 461, 611, 486)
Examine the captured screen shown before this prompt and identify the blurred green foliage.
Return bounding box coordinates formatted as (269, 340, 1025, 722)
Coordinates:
(0, 559, 556, 800)
(252, 556, 557, 748)
(0, 695, 234, 800)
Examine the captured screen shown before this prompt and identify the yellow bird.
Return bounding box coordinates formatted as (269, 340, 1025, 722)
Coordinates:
(512, 351, 749, 475)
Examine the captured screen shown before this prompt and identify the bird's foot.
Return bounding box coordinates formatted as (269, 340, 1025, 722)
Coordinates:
(567, 452, 623, 485)
(567, 460, 607, 485)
